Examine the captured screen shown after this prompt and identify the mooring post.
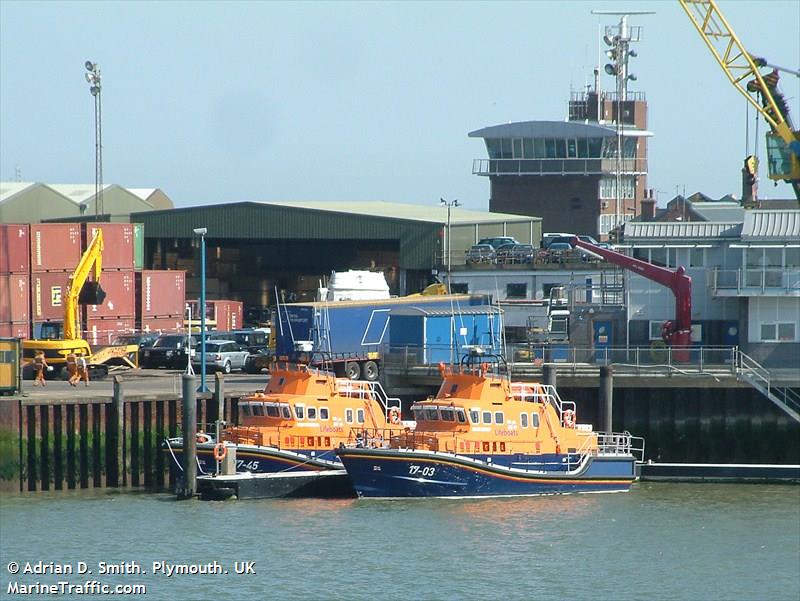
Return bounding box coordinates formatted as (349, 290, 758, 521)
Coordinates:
(113, 376, 125, 487)
(180, 374, 197, 499)
(543, 363, 557, 390)
(214, 372, 224, 425)
(600, 365, 613, 433)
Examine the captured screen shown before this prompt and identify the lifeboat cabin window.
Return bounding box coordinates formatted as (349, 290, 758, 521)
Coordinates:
(412, 407, 425, 422)
(482, 411, 492, 425)
(441, 408, 455, 422)
(308, 407, 317, 420)
(281, 406, 292, 419)
(294, 405, 305, 419)
(241, 404, 252, 417)
(494, 411, 504, 424)
(531, 413, 540, 428)
(345, 408, 354, 424)
(520, 413, 529, 428)
(319, 407, 329, 420)
(265, 404, 280, 418)
(252, 403, 265, 417)
(456, 408, 467, 423)
(356, 408, 365, 424)
(470, 409, 480, 423)
(425, 408, 439, 421)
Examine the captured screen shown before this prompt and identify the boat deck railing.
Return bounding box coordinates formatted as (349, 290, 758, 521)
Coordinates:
(336, 379, 402, 412)
(596, 431, 646, 462)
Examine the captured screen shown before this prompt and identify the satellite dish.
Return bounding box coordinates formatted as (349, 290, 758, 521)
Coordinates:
(85, 61, 94, 71)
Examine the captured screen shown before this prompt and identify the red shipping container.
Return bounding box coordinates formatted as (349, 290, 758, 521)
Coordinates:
(213, 300, 243, 331)
(84, 223, 134, 270)
(139, 315, 184, 334)
(31, 272, 71, 321)
(0, 322, 30, 338)
(136, 270, 186, 317)
(30, 224, 82, 272)
(0, 224, 30, 273)
(84, 316, 135, 346)
(0, 273, 29, 322)
(84, 270, 135, 318)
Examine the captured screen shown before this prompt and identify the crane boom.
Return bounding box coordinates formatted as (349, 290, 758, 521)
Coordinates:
(679, 0, 800, 198)
(64, 228, 105, 339)
(570, 238, 693, 359)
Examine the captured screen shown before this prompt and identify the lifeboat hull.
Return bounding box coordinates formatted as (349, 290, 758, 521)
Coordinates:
(336, 447, 637, 498)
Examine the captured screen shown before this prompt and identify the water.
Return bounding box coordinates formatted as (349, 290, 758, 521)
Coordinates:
(1, 483, 798, 601)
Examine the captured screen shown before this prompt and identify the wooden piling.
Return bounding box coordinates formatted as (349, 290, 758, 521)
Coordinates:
(79, 404, 88, 488)
(39, 405, 49, 491)
(179, 374, 197, 499)
(111, 377, 124, 487)
(53, 405, 63, 490)
(66, 404, 76, 489)
(600, 365, 614, 432)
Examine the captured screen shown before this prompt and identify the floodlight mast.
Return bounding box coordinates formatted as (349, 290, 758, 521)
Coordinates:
(84, 61, 103, 217)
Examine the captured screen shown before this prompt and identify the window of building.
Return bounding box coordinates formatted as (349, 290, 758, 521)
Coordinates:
(599, 176, 635, 200)
(578, 138, 589, 158)
(555, 139, 566, 158)
(506, 283, 527, 299)
(520, 413, 529, 428)
(567, 139, 577, 158)
(588, 137, 602, 157)
(786, 248, 800, 267)
(761, 322, 797, 342)
(486, 139, 501, 159)
(513, 138, 523, 159)
(649, 320, 664, 341)
(545, 138, 556, 158)
(450, 283, 468, 294)
(523, 138, 534, 158)
(690, 248, 705, 267)
(650, 248, 667, 267)
(534, 138, 546, 158)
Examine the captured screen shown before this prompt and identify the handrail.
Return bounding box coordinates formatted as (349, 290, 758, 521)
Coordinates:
(736, 349, 800, 421)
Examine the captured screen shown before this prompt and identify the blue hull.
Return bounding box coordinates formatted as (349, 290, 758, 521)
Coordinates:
(336, 448, 636, 498)
(164, 441, 342, 476)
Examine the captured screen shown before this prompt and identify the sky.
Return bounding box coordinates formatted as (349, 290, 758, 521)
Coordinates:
(1, 1, 798, 211)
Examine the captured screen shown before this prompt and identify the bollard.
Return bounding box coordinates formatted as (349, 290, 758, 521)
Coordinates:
(543, 364, 557, 390)
(113, 376, 125, 487)
(599, 365, 613, 433)
(179, 374, 197, 499)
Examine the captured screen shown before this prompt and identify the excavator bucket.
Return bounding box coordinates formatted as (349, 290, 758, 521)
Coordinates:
(78, 281, 106, 305)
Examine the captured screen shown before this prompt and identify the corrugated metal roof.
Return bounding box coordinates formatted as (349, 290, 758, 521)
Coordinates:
(127, 188, 157, 201)
(253, 200, 539, 224)
(690, 202, 746, 223)
(741, 210, 800, 239)
(0, 182, 38, 203)
(625, 221, 742, 240)
(48, 183, 113, 204)
(468, 120, 651, 139)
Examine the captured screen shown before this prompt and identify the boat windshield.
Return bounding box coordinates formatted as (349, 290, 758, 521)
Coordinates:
(412, 405, 468, 423)
(240, 401, 291, 419)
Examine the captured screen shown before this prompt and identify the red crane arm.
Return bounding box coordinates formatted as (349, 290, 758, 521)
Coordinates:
(570, 237, 693, 338)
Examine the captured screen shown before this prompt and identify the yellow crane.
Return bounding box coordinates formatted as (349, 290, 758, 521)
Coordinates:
(23, 229, 137, 379)
(680, 0, 800, 201)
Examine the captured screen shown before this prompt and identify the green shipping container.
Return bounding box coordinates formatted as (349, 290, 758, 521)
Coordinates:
(133, 223, 144, 270)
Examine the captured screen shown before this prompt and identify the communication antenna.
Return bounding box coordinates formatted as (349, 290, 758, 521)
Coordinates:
(14, 165, 22, 182)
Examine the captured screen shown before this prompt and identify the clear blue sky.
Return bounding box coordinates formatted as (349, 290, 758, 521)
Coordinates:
(1, 1, 798, 209)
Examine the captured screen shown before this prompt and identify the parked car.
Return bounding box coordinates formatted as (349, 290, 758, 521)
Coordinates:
(493, 243, 517, 263)
(577, 235, 599, 245)
(477, 236, 519, 249)
(111, 332, 160, 350)
(541, 232, 573, 249)
(465, 244, 495, 265)
(192, 340, 250, 374)
(496, 243, 535, 264)
(140, 334, 197, 369)
(547, 242, 575, 262)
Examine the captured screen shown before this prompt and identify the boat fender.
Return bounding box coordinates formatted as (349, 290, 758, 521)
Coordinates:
(196, 433, 212, 444)
(213, 443, 228, 461)
(563, 410, 576, 429)
(388, 407, 401, 425)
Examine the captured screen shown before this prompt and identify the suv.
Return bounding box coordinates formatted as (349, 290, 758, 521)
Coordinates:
(541, 233, 574, 249)
(496, 243, 535, 264)
(112, 332, 160, 350)
(465, 244, 495, 265)
(192, 340, 250, 374)
(477, 236, 519, 249)
(140, 334, 197, 369)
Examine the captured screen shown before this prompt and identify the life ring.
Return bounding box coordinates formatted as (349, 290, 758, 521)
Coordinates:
(196, 433, 212, 444)
(388, 407, 401, 425)
(213, 443, 228, 461)
(563, 409, 576, 429)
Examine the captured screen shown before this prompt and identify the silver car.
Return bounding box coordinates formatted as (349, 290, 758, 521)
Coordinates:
(192, 340, 249, 374)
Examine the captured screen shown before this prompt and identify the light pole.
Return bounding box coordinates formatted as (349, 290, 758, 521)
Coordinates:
(84, 61, 103, 217)
(440, 198, 459, 284)
(193, 227, 208, 392)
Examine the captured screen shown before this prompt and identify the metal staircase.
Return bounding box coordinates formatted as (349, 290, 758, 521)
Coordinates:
(736, 351, 800, 423)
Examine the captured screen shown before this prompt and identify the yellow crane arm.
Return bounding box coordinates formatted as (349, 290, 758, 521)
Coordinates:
(678, 0, 794, 141)
(64, 229, 104, 340)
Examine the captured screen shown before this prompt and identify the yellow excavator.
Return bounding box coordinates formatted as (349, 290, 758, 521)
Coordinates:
(22, 229, 138, 380)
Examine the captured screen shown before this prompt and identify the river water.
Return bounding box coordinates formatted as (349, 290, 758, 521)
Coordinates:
(1, 483, 798, 601)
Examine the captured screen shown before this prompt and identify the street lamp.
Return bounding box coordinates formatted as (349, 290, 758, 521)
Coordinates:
(84, 61, 103, 217)
(193, 227, 208, 392)
(440, 198, 459, 284)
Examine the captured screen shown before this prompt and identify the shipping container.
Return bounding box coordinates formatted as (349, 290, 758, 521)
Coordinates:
(84, 223, 134, 270)
(84, 270, 135, 318)
(185, 299, 243, 331)
(136, 270, 186, 317)
(0, 224, 30, 273)
(0, 323, 30, 339)
(84, 317, 135, 346)
(133, 223, 144, 270)
(138, 316, 184, 334)
(31, 272, 71, 321)
(30, 223, 82, 272)
(273, 294, 490, 380)
(0, 273, 29, 322)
